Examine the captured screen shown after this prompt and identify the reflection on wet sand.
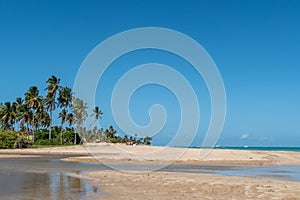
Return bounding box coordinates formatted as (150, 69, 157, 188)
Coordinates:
(0, 172, 104, 200)
(1, 153, 300, 199)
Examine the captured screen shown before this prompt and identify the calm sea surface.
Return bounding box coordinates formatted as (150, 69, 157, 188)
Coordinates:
(188, 146, 300, 152)
(213, 147, 300, 152)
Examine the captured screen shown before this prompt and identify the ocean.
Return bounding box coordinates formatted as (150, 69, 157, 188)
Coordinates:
(196, 146, 300, 152)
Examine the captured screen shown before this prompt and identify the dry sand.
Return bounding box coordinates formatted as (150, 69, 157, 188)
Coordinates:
(1, 144, 300, 199)
(53, 143, 300, 166)
(72, 170, 300, 200)
(2, 143, 300, 165)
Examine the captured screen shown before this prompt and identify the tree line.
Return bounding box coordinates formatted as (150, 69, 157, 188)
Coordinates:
(0, 75, 151, 148)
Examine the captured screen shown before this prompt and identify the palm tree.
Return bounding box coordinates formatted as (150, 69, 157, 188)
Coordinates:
(58, 109, 67, 144)
(67, 113, 74, 127)
(45, 75, 61, 140)
(0, 104, 3, 129)
(57, 87, 73, 144)
(37, 110, 50, 129)
(11, 98, 30, 132)
(13, 97, 25, 130)
(0, 102, 16, 130)
(92, 106, 103, 121)
(105, 125, 116, 140)
(20, 106, 33, 133)
(72, 98, 88, 144)
(58, 87, 73, 109)
(25, 86, 44, 142)
(89, 106, 103, 129)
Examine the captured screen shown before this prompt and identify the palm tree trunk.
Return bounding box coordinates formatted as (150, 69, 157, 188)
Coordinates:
(32, 112, 35, 143)
(74, 132, 77, 144)
(74, 125, 77, 144)
(49, 110, 52, 140)
(60, 123, 63, 144)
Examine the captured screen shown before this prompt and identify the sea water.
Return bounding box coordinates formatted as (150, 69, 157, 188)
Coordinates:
(0, 153, 300, 199)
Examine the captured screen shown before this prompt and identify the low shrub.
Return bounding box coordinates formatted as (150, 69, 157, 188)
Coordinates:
(0, 130, 32, 149)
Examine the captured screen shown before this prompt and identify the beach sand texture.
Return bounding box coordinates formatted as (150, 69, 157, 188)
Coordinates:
(74, 170, 300, 200)
(3, 143, 298, 166)
(1, 144, 300, 199)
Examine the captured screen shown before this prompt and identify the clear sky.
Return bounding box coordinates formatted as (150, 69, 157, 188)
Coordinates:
(0, 0, 299, 147)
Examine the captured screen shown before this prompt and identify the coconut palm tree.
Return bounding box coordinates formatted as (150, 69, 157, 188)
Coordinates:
(57, 87, 73, 144)
(0, 102, 16, 130)
(92, 106, 103, 122)
(20, 105, 33, 133)
(58, 87, 73, 109)
(35, 110, 50, 129)
(13, 97, 25, 130)
(25, 86, 44, 142)
(89, 106, 103, 129)
(58, 109, 67, 144)
(72, 98, 88, 144)
(45, 75, 61, 140)
(105, 125, 116, 140)
(67, 113, 74, 127)
(11, 98, 30, 132)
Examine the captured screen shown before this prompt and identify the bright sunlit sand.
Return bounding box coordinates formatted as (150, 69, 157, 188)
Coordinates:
(1, 145, 300, 199)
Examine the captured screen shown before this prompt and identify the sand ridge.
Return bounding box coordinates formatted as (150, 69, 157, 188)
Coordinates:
(1, 144, 300, 166)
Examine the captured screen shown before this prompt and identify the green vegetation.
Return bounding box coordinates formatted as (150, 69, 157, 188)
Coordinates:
(103, 125, 152, 145)
(0, 75, 152, 149)
(0, 130, 32, 149)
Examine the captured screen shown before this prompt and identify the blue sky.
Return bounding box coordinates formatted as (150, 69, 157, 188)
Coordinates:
(0, 0, 299, 146)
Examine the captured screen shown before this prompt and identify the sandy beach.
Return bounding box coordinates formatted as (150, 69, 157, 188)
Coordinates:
(1, 144, 300, 199)
(73, 170, 300, 200)
(2, 143, 299, 166)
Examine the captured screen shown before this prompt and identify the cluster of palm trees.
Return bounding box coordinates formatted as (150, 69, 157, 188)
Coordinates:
(0, 75, 103, 144)
(0, 75, 153, 147)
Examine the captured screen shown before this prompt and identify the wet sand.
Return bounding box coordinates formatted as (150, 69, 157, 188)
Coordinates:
(1, 144, 300, 166)
(74, 170, 300, 200)
(1, 144, 300, 199)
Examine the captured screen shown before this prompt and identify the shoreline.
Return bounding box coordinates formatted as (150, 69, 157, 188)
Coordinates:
(1, 144, 300, 199)
(0, 144, 300, 166)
